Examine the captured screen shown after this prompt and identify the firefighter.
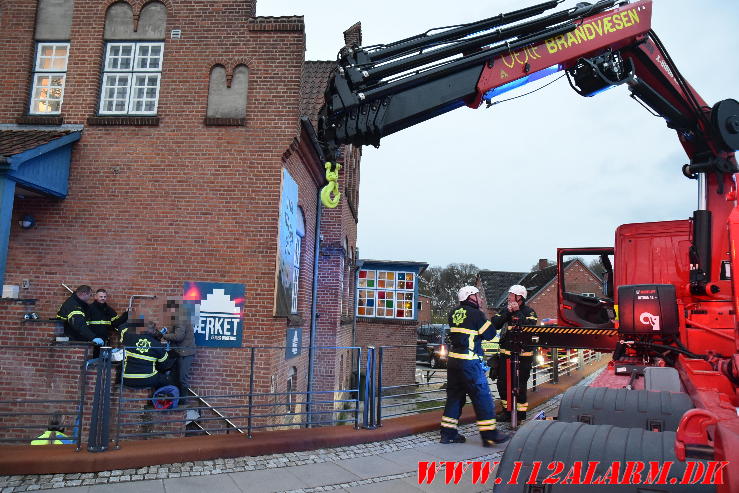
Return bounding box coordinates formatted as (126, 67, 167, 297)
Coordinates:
(440, 286, 510, 447)
(121, 323, 175, 389)
(31, 412, 73, 445)
(56, 285, 103, 345)
(87, 288, 128, 344)
(492, 284, 538, 422)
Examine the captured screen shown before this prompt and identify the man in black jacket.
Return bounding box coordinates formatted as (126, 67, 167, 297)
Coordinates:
(87, 288, 128, 344)
(492, 284, 538, 422)
(57, 285, 102, 345)
(440, 286, 510, 447)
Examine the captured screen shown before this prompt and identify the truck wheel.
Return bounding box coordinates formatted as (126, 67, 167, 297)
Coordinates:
(494, 420, 716, 493)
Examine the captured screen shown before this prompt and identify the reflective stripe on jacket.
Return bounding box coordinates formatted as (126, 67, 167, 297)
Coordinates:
(446, 301, 496, 361)
(56, 294, 96, 342)
(491, 303, 538, 356)
(121, 329, 171, 379)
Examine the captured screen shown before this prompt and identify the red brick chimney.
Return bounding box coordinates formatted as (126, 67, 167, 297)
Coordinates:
(343, 22, 362, 47)
(538, 258, 549, 271)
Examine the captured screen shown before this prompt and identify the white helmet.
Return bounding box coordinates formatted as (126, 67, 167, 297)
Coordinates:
(508, 284, 527, 299)
(457, 285, 480, 301)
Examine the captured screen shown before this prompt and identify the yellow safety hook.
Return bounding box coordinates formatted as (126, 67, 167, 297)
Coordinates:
(321, 162, 342, 208)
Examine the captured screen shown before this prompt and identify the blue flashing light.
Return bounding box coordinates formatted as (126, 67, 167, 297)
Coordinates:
(483, 64, 562, 102)
(583, 84, 617, 98)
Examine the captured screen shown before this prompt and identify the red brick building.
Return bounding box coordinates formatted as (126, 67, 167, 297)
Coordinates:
(477, 259, 603, 321)
(0, 0, 362, 430)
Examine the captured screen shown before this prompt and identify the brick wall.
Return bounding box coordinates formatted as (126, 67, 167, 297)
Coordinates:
(355, 319, 416, 390)
(0, 0, 359, 435)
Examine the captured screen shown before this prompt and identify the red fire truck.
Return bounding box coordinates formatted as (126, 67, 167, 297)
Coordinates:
(318, 1, 739, 491)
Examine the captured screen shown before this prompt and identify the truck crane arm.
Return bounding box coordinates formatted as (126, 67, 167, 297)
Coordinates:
(318, 0, 738, 163)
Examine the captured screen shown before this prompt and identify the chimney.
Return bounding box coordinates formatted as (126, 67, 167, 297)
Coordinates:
(538, 259, 549, 271)
(343, 22, 362, 47)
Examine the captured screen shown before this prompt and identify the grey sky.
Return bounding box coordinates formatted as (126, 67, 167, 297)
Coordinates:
(258, 0, 739, 271)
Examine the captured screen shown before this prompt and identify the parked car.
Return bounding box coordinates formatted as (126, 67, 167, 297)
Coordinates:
(416, 324, 449, 368)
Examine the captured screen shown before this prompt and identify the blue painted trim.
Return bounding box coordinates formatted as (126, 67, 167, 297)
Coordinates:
(0, 178, 16, 288)
(6, 131, 81, 169)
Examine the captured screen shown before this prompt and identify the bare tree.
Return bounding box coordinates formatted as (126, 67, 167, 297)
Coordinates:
(420, 263, 479, 323)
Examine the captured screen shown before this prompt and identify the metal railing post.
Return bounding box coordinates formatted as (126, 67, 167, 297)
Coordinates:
(551, 348, 559, 384)
(247, 347, 255, 438)
(87, 348, 113, 452)
(362, 346, 375, 428)
(114, 360, 124, 449)
(578, 349, 584, 369)
(354, 347, 361, 429)
(376, 347, 384, 427)
(74, 345, 90, 452)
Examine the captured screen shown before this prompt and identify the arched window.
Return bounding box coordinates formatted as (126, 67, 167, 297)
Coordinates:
(29, 0, 74, 115)
(291, 207, 306, 314)
(99, 2, 167, 115)
(286, 366, 298, 413)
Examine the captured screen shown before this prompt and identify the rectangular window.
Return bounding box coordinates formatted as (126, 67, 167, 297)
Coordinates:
(99, 42, 163, 115)
(291, 235, 302, 314)
(29, 43, 70, 115)
(356, 269, 415, 319)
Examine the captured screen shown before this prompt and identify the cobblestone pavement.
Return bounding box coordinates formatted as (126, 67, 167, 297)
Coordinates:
(0, 371, 599, 492)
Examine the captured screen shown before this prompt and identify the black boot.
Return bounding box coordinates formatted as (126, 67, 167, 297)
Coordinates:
(482, 429, 511, 446)
(440, 432, 466, 444)
(517, 411, 527, 422)
(498, 410, 511, 422)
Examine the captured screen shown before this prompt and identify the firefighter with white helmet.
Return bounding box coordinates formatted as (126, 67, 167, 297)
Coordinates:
(492, 284, 538, 422)
(439, 285, 510, 447)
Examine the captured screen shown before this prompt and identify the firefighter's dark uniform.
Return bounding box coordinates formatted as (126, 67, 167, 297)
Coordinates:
(57, 294, 96, 342)
(87, 301, 128, 342)
(440, 300, 500, 443)
(121, 328, 174, 389)
(492, 303, 538, 419)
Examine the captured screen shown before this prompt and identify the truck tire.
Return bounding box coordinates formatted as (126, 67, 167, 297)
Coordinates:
(494, 420, 716, 492)
(557, 386, 692, 432)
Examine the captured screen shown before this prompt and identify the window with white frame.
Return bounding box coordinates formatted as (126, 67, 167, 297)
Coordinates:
(99, 42, 164, 115)
(357, 269, 415, 319)
(29, 43, 70, 115)
(291, 207, 305, 314)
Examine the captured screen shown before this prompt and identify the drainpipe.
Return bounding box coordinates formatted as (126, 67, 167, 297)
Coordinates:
(305, 191, 322, 428)
(351, 257, 363, 371)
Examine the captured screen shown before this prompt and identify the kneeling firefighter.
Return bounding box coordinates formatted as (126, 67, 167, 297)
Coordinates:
(121, 323, 176, 389)
(492, 284, 538, 422)
(439, 286, 510, 447)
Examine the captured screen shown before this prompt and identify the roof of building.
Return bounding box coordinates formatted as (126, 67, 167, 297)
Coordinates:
(477, 270, 527, 308)
(511, 260, 580, 307)
(0, 130, 73, 158)
(358, 259, 429, 275)
(300, 61, 335, 128)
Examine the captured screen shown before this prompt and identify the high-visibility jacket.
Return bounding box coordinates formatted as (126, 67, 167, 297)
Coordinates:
(31, 430, 72, 445)
(56, 294, 96, 342)
(87, 301, 128, 339)
(121, 329, 172, 380)
(446, 301, 497, 361)
(491, 304, 538, 356)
